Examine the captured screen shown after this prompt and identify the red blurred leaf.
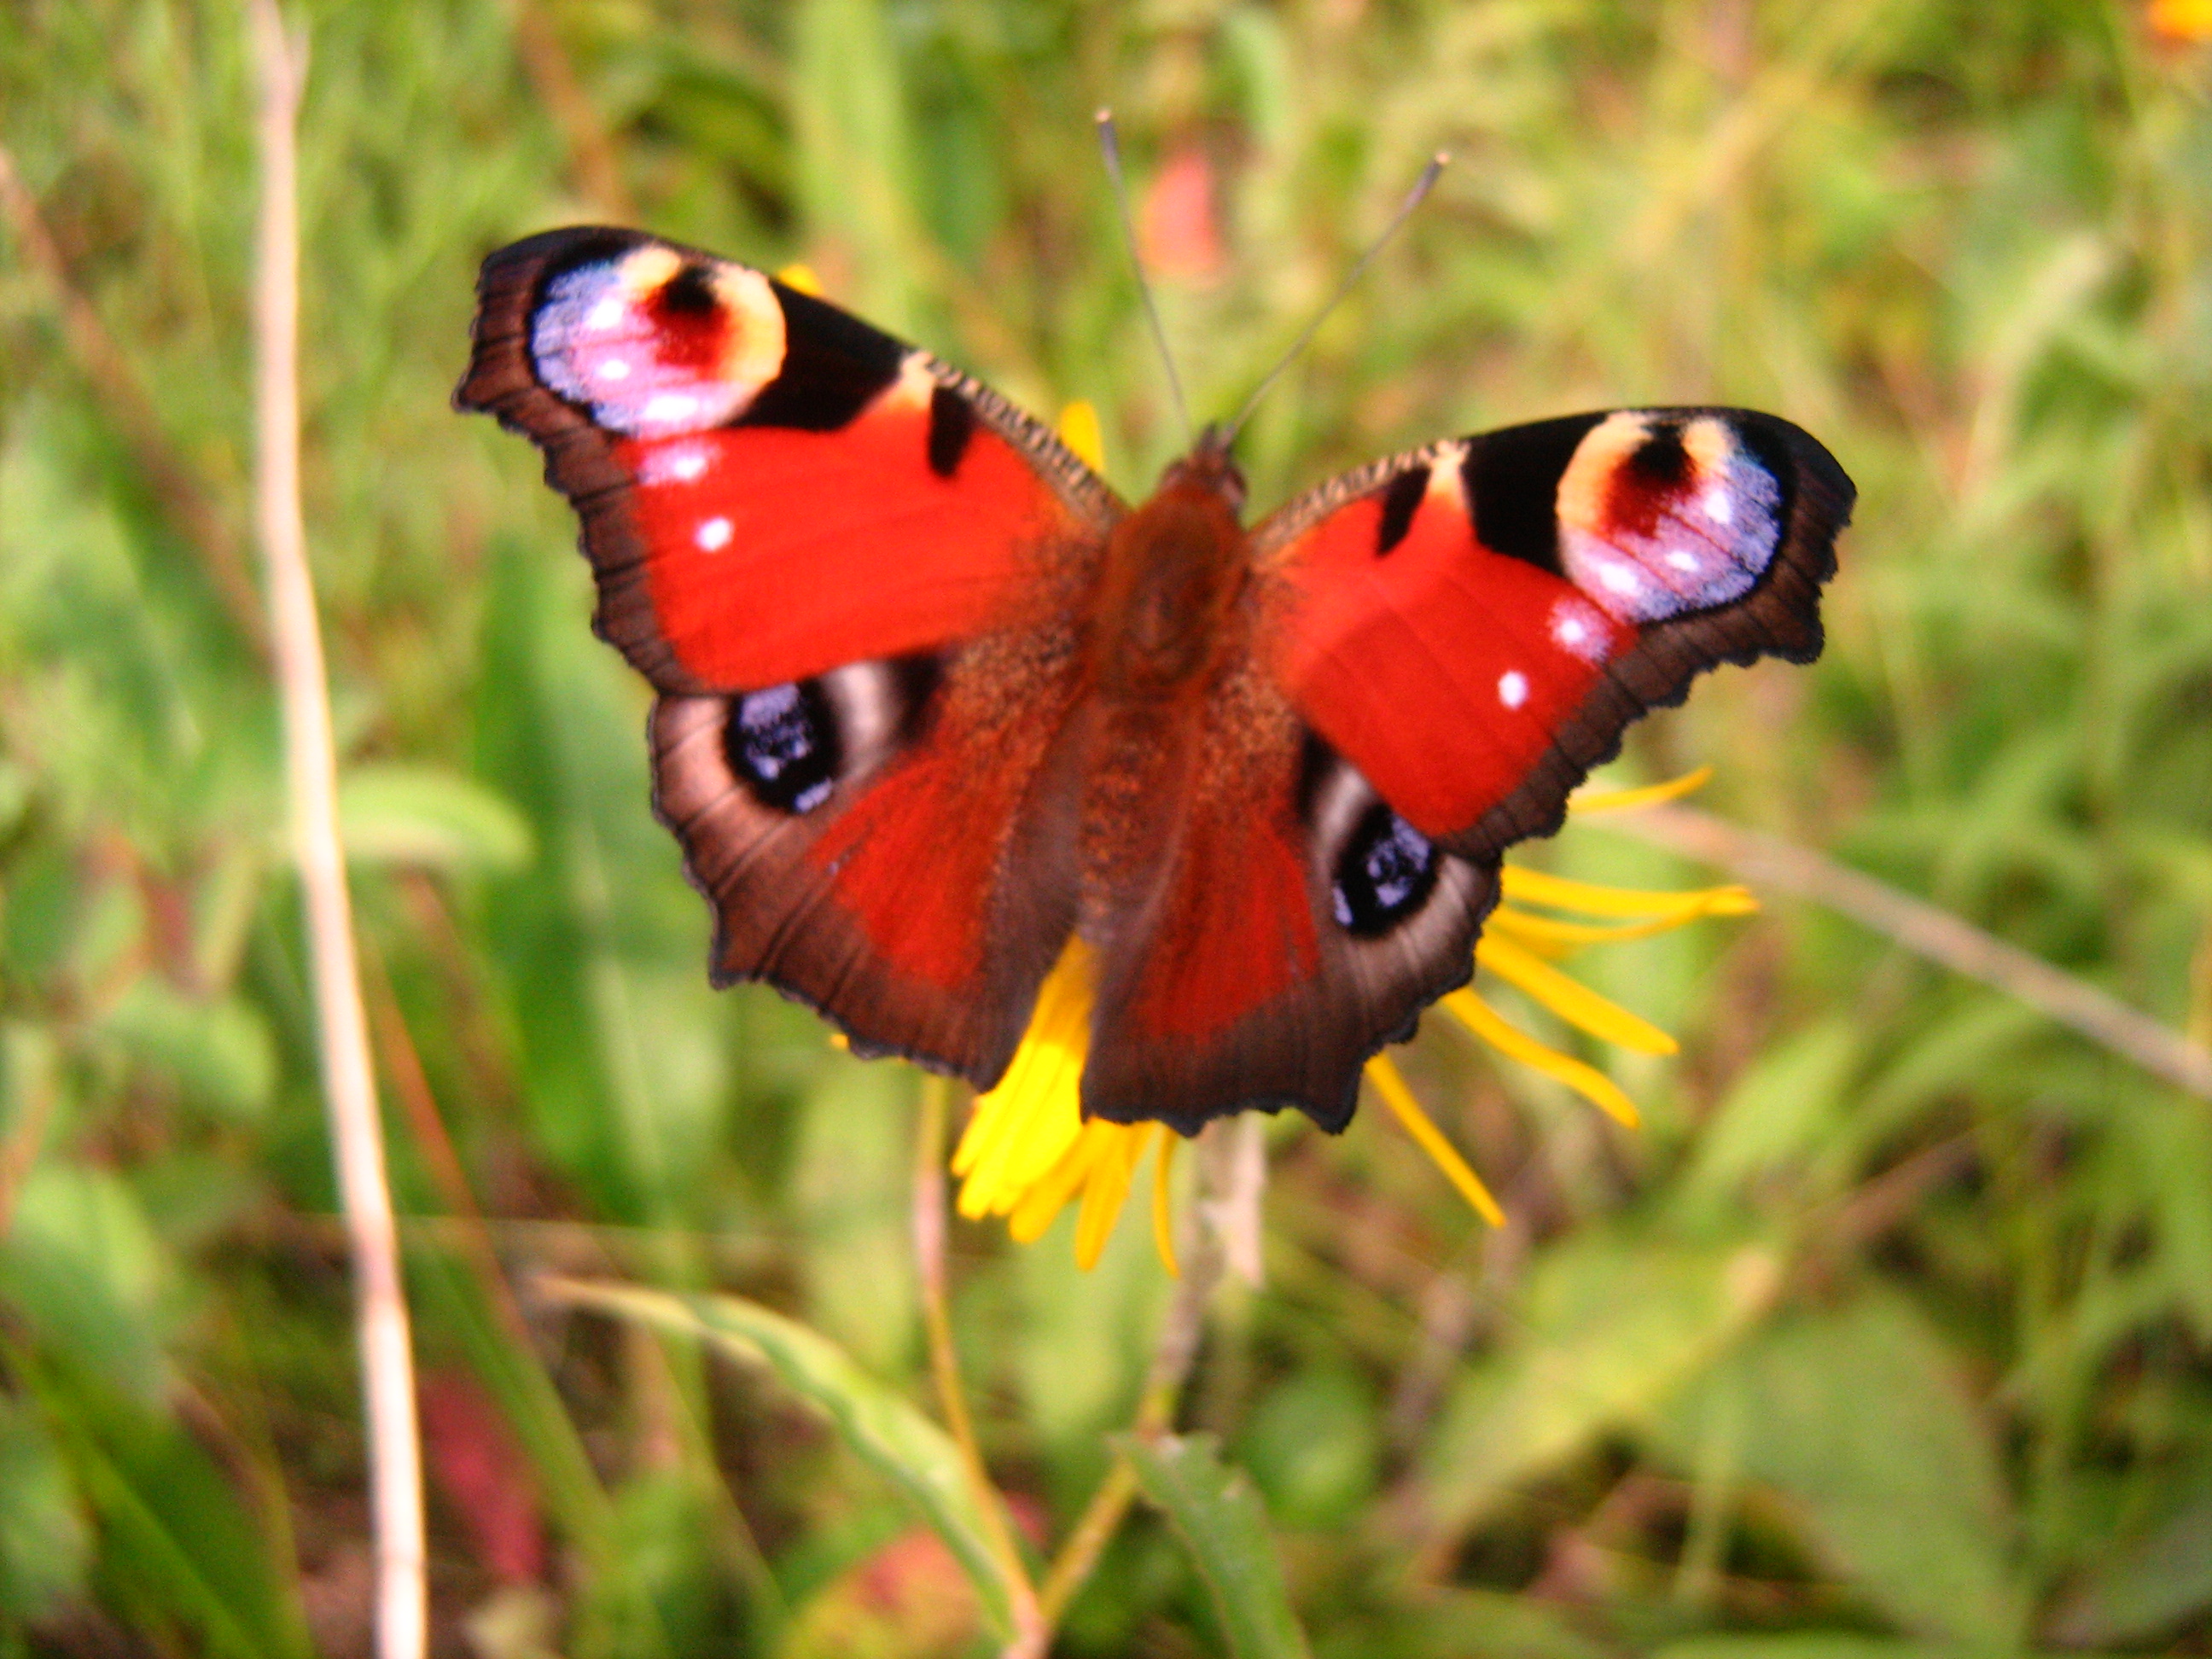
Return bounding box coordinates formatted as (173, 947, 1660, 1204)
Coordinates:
(1141, 146, 1225, 282)
(419, 1370, 544, 1585)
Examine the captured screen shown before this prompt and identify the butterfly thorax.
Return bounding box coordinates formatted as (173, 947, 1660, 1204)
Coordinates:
(1088, 442, 1251, 703)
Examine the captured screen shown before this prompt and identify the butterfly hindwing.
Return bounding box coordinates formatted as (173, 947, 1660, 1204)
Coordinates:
(649, 631, 1087, 1082)
(1080, 704, 1498, 1135)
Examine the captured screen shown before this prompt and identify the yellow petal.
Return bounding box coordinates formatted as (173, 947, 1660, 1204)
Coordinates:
(1151, 1131, 1181, 1278)
(1057, 400, 1107, 473)
(773, 262, 825, 296)
(955, 1041, 1085, 1216)
(955, 1074, 1053, 1214)
(1476, 934, 1678, 1056)
(1487, 902, 1758, 953)
(1443, 989, 1642, 1127)
(1074, 1121, 1150, 1268)
(1006, 1126, 1103, 1242)
(1567, 765, 1714, 814)
(1500, 865, 1756, 920)
(952, 940, 1097, 1213)
(1365, 1054, 1505, 1226)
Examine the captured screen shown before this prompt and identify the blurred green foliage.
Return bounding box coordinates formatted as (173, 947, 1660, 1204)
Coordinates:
(3, 1, 2211, 1654)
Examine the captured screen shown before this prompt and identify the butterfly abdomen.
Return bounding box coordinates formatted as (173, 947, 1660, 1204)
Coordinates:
(1065, 463, 1288, 967)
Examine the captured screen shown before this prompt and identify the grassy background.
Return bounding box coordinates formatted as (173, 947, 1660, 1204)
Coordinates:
(3, 1, 2212, 1654)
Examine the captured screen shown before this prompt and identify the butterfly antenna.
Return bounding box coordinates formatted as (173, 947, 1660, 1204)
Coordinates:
(1220, 151, 1449, 449)
(1096, 109, 1195, 445)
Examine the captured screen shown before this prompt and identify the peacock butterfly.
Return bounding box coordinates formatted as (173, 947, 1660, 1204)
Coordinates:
(456, 225, 1852, 1135)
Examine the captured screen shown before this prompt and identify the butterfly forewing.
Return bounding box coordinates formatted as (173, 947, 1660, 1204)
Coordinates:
(1257, 407, 1853, 861)
(457, 226, 1119, 692)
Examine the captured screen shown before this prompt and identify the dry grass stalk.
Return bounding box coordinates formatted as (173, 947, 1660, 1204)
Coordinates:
(247, 3, 428, 1654)
(1618, 804, 2212, 1103)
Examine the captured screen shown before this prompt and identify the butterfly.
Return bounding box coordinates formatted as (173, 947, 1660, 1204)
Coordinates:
(457, 225, 1853, 1137)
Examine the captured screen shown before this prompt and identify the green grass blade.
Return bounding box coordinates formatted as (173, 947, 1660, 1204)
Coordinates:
(540, 1278, 1018, 1641)
(2049, 1495, 2212, 1644)
(1422, 1233, 1784, 1541)
(16, 1347, 313, 1659)
(1120, 1432, 1313, 1659)
(1665, 1292, 2027, 1645)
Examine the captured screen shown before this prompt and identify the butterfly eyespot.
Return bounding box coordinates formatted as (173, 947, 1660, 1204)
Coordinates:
(1553, 411, 1784, 624)
(725, 681, 841, 814)
(1331, 802, 1439, 937)
(532, 252, 786, 437)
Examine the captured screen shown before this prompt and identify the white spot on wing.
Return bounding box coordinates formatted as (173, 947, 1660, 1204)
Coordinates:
(597, 358, 631, 381)
(1597, 562, 1641, 597)
(586, 297, 625, 330)
(639, 443, 712, 486)
(696, 516, 732, 552)
(1550, 597, 1611, 662)
(1666, 550, 1700, 572)
(1704, 488, 1733, 524)
(1499, 671, 1529, 708)
(643, 393, 698, 427)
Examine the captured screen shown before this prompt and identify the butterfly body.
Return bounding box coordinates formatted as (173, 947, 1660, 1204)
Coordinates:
(1086, 439, 1246, 702)
(459, 226, 1853, 1136)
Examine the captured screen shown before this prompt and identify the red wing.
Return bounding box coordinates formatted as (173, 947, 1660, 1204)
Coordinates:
(457, 226, 1119, 692)
(650, 632, 1086, 1085)
(458, 227, 1115, 1084)
(1256, 409, 1854, 859)
(1077, 667, 1498, 1137)
(1082, 410, 1849, 1134)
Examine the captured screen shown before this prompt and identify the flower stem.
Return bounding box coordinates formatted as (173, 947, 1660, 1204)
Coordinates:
(913, 1075, 1044, 1648)
(1031, 1133, 1227, 1633)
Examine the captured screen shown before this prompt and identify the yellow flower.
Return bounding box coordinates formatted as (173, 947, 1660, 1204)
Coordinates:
(952, 938, 1185, 1273)
(953, 772, 1750, 1266)
(948, 405, 1760, 1269)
